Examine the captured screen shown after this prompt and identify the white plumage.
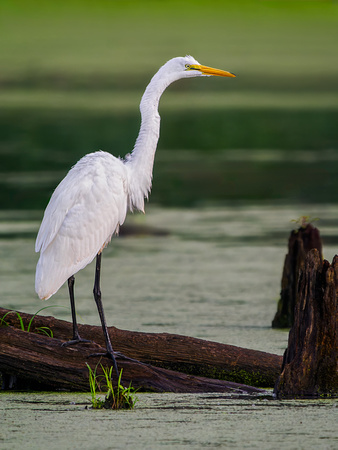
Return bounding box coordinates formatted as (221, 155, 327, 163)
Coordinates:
(34, 55, 235, 370)
(35, 151, 128, 299)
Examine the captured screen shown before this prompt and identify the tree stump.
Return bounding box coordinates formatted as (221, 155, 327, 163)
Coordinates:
(272, 223, 322, 328)
(274, 249, 338, 398)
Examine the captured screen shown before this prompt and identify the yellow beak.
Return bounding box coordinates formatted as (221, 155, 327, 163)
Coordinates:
(191, 64, 236, 77)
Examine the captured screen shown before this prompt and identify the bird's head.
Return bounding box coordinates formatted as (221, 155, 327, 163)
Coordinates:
(141, 55, 236, 111)
(159, 55, 236, 80)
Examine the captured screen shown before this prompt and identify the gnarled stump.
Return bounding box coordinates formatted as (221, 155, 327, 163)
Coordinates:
(274, 249, 338, 398)
(272, 223, 322, 328)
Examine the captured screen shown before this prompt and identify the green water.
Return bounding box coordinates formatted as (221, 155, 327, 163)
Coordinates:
(0, 392, 336, 449)
(1, 205, 338, 448)
(2, 204, 338, 350)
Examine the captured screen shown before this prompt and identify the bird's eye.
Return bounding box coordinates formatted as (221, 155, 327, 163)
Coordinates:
(185, 64, 191, 70)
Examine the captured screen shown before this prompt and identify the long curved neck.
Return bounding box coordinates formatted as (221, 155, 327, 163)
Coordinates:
(125, 70, 176, 212)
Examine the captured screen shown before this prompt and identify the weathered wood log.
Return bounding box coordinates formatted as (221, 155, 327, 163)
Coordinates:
(274, 249, 338, 398)
(272, 222, 323, 328)
(0, 326, 265, 394)
(0, 307, 282, 390)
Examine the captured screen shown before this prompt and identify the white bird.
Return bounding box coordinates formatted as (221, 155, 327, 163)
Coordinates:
(35, 55, 235, 376)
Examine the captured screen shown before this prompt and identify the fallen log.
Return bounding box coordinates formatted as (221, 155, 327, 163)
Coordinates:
(274, 249, 338, 398)
(0, 326, 265, 394)
(0, 307, 281, 391)
(272, 222, 323, 328)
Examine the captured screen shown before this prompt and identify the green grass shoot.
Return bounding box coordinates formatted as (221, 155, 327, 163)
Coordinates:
(86, 363, 138, 410)
(0, 306, 67, 337)
(291, 216, 320, 230)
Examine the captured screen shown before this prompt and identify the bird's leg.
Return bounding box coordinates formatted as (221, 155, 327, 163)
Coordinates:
(91, 253, 120, 379)
(68, 275, 80, 340)
(62, 275, 91, 346)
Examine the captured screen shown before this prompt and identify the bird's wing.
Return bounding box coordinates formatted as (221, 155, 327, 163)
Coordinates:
(36, 152, 127, 252)
(35, 152, 129, 299)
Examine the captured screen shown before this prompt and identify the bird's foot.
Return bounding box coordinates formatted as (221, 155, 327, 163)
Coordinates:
(89, 349, 131, 360)
(90, 350, 143, 364)
(89, 350, 120, 379)
(61, 337, 92, 347)
(88, 350, 116, 360)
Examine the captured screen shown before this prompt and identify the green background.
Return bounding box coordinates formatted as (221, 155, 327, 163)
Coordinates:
(1, 0, 337, 208)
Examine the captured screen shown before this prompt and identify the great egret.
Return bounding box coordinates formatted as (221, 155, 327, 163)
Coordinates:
(35, 55, 235, 377)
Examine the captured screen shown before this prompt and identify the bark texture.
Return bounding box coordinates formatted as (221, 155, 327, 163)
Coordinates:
(272, 223, 323, 328)
(274, 249, 338, 398)
(0, 307, 282, 392)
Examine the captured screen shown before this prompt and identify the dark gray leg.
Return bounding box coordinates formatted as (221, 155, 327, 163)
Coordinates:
(62, 275, 91, 346)
(92, 253, 120, 379)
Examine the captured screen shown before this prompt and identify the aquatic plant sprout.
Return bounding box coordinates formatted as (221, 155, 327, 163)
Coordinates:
(0, 305, 67, 337)
(86, 363, 138, 410)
